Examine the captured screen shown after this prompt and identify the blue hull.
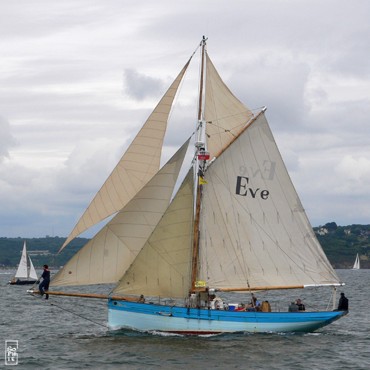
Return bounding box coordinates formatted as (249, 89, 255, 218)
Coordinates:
(108, 300, 347, 334)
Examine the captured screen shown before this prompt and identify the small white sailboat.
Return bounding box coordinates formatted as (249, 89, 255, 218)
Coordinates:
(352, 253, 360, 270)
(10, 241, 38, 285)
(31, 37, 347, 334)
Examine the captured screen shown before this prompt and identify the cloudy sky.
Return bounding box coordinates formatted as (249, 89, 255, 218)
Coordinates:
(1, 0, 369, 239)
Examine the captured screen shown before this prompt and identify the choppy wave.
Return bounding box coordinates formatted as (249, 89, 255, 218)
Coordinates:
(1, 269, 369, 369)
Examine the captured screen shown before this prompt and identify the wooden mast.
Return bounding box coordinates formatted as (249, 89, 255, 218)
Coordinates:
(190, 36, 207, 292)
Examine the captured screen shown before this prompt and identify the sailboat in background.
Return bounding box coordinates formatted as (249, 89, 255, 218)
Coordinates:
(10, 241, 38, 285)
(30, 37, 347, 334)
(352, 253, 360, 270)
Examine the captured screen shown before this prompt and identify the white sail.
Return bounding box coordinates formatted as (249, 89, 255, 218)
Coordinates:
(204, 53, 254, 159)
(352, 253, 360, 269)
(52, 139, 190, 287)
(198, 112, 341, 290)
(14, 241, 37, 280)
(113, 168, 194, 298)
(15, 241, 28, 279)
(60, 60, 191, 251)
(28, 256, 38, 280)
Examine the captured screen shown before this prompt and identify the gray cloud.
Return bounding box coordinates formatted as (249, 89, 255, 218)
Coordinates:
(0, 116, 16, 160)
(124, 68, 165, 100)
(0, 0, 369, 238)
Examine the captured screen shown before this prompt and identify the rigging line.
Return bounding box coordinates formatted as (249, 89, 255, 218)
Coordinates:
(326, 288, 335, 311)
(169, 36, 203, 125)
(29, 293, 107, 328)
(49, 301, 107, 328)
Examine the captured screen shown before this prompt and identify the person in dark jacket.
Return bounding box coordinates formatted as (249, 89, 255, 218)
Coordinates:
(288, 301, 298, 312)
(38, 264, 50, 300)
(337, 292, 349, 311)
(296, 298, 305, 311)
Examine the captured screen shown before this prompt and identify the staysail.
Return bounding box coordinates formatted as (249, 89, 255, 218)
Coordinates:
(198, 112, 341, 290)
(59, 60, 191, 251)
(28, 256, 38, 280)
(113, 168, 194, 298)
(52, 139, 190, 287)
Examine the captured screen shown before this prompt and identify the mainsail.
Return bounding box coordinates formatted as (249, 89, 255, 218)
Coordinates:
(52, 139, 190, 287)
(198, 111, 340, 290)
(59, 60, 191, 251)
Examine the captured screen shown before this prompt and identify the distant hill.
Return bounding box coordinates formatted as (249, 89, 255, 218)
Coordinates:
(0, 222, 369, 269)
(0, 236, 88, 268)
(313, 222, 370, 269)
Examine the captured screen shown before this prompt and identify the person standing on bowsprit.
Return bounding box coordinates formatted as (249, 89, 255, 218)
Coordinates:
(38, 264, 50, 300)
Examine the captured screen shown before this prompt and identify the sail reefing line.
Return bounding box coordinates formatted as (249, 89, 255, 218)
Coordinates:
(59, 58, 193, 252)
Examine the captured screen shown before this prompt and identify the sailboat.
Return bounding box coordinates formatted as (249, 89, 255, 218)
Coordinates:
(31, 37, 348, 334)
(10, 241, 38, 285)
(352, 253, 360, 270)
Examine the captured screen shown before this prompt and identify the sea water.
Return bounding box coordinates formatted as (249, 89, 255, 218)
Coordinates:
(1, 269, 369, 369)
